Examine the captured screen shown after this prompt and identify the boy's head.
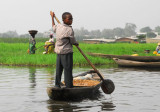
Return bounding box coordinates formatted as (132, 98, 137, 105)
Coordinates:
(62, 12, 73, 25)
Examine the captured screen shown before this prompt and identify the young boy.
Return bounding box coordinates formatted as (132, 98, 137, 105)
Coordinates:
(50, 11, 79, 88)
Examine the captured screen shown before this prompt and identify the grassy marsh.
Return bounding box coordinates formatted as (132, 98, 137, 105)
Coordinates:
(0, 42, 158, 66)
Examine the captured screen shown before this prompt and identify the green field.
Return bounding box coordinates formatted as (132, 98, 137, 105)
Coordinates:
(0, 40, 158, 66)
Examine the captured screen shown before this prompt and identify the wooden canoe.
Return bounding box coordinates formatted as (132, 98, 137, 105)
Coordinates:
(87, 52, 160, 62)
(113, 58, 160, 67)
(47, 70, 103, 101)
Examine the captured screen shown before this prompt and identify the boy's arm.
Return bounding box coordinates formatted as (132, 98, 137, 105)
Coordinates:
(69, 35, 79, 46)
(72, 37, 79, 46)
(68, 28, 79, 46)
(70, 37, 79, 46)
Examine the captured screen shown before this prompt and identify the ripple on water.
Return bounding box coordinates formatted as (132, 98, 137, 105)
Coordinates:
(0, 66, 160, 112)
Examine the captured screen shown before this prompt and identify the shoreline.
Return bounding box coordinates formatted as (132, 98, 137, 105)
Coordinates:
(0, 63, 116, 68)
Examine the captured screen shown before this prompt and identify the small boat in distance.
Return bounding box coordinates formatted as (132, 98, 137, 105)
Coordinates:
(87, 52, 160, 62)
(113, 58, 160, 68)
(47, 70, 103, 101)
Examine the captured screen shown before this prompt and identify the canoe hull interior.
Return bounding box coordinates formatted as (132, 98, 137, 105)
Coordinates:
(47, 70, 102, 101)
(47, 83, 101, 101)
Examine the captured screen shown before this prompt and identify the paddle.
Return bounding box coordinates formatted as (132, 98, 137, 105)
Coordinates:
(76, 46, 115, 94)
(50, 11, 115, 94)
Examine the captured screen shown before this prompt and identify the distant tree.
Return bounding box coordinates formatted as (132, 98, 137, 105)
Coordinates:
(140, 26, 152, 33)
(19, 34, 30, 38)
(124, 23, 136, 37)
(137, 34, 146, 39)
(89, 30, 101, 37)
(1, 30, 19, 38)
(74, 27, 89, 37)
(36, 32, 44, 37)
(136, 34, 146, 42)
(155, 26, 160, 35)
(101, 29, 114, 38)
(113, 27, 125, 37)
(147, 32, 156, 38)
(19, 32, 44, 38)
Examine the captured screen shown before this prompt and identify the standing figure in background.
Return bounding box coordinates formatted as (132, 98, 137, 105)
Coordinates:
(28, 30, 37, 54)
(29, 36, 36, 54)
(50, 11, 79, 88)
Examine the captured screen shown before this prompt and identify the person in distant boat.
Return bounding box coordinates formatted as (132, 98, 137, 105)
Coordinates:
(156, 43, 160, 54)
(43, 34, 55, 54)
(50, 11, 79, 88)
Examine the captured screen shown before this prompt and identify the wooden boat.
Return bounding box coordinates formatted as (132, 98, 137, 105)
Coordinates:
(47, 70, 103, 101)
(113, 58, 160, 67)
(87, 52, 160, 62)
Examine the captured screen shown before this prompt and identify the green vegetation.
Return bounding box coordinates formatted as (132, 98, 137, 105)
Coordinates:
(0, 42, 158, 67)
(0, 37, 48, 43)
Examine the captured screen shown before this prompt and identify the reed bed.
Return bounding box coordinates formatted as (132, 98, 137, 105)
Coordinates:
(0, 42, 158, 66)
(0, 37, 48, 43)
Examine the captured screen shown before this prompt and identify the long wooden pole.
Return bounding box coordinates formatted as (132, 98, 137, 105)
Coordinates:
(55, 16, 60, 24)
(76, 46, 104, 80)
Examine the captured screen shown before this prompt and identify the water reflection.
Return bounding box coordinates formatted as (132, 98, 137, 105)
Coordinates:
(1, 66, 160, 112)
(47, 98, 116, 112)
(46, 68, 55, 86)
(101, 102, 116, 111)
(29, 67, 36, 88)
(47, 100, 76, 112)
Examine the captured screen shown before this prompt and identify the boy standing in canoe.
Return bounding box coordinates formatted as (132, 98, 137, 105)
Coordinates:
(50, 11, 79, 88)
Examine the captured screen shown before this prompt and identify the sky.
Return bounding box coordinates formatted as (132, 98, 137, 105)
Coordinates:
(0, 0, 160, 34)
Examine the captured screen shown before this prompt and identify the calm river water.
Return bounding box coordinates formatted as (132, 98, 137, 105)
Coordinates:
(0, 65, 160, 112)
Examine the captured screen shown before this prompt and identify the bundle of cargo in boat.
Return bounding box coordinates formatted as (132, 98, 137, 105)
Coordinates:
(62, 79, 100, 87)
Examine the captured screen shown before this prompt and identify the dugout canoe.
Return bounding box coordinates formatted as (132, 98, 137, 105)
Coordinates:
(113, 58, 160, 67)
(47, 70, 103, 101)
(87, 52, 160, 62)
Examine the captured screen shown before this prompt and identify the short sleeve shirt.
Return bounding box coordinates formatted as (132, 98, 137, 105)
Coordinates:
(53, 23, 78, 54)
